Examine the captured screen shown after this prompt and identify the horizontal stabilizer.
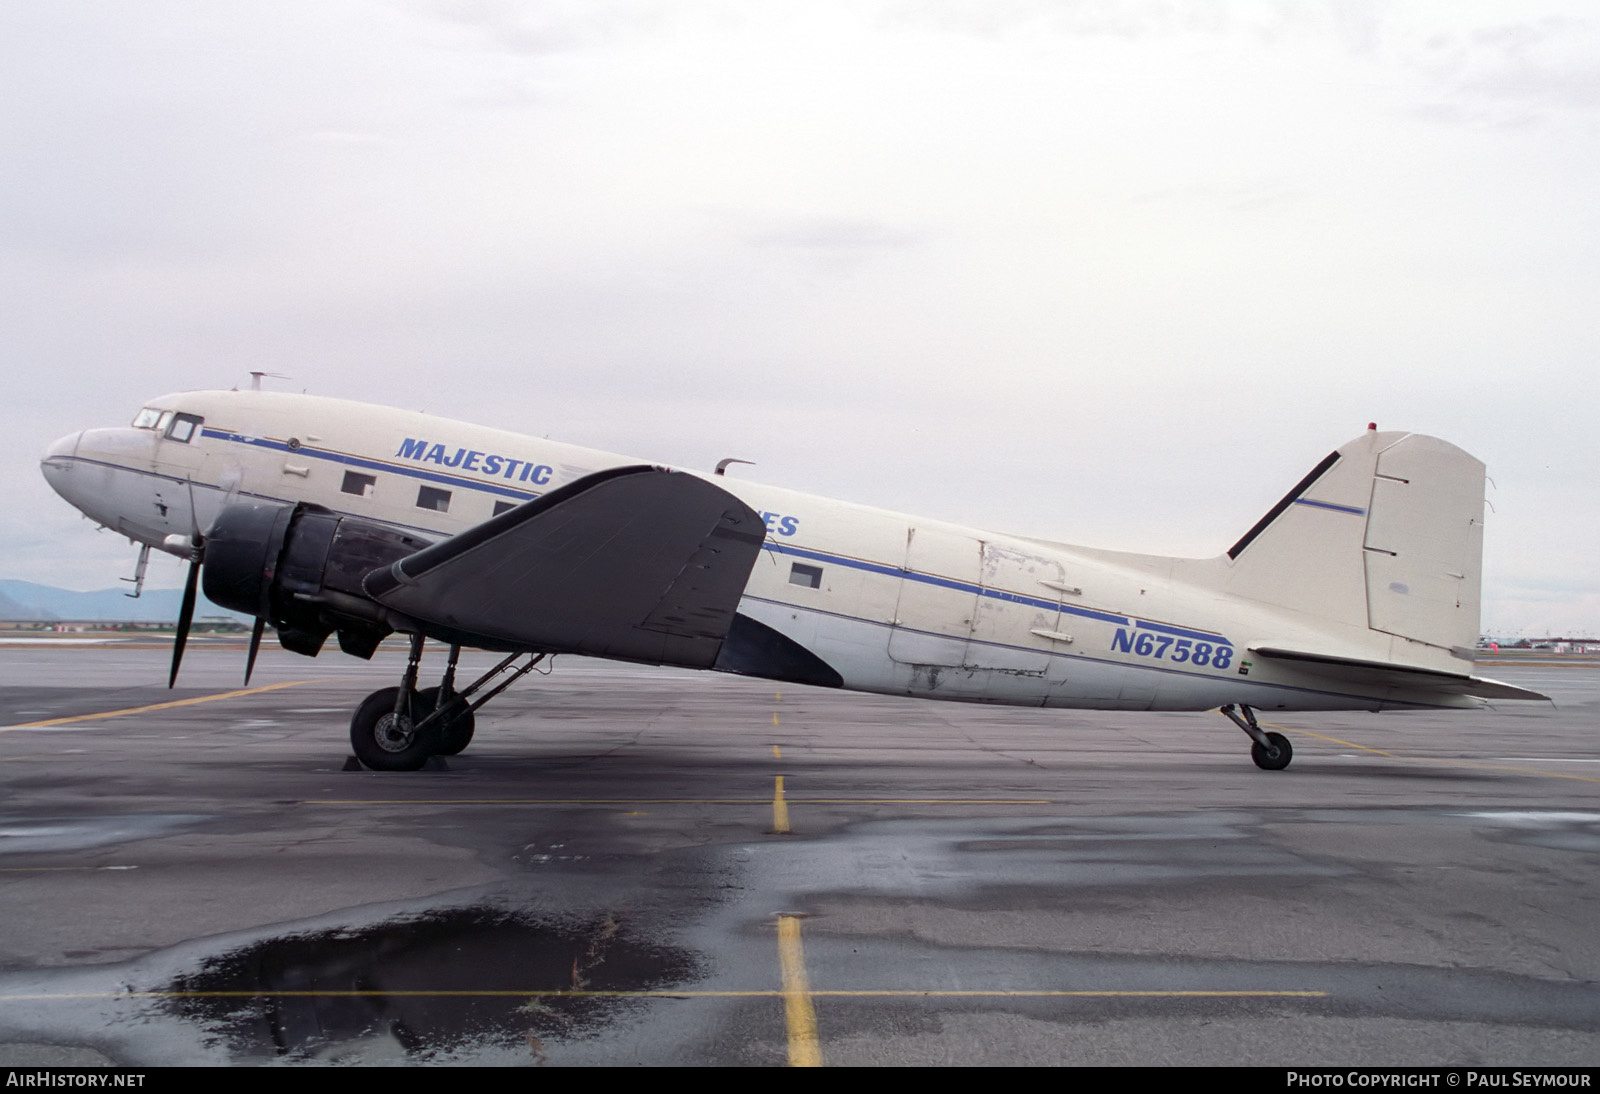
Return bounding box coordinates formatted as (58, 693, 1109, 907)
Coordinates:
(365, 465, 767, 666)
(1251, 647, 1549, 702)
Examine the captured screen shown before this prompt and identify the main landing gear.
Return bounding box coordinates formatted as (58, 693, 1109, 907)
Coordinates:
(349, 634, 547, 771)
(1220, 703, 1293, 771)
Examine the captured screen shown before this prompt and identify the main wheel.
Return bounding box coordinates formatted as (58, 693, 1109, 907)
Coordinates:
(350, 687, 438, 771)
(1250, 731, 1293, 771)
(416, 686, 475, 756)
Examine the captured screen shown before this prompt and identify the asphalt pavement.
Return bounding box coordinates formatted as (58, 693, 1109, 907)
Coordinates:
(0, 642, 1594, 1066)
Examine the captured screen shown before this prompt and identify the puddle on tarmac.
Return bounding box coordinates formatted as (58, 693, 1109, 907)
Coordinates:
(162, 907, 700, 1061)
(0, 814, 208, 853)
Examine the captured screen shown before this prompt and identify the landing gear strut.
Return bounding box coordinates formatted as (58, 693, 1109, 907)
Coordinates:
(1220, 703, 1293, 771)
(418, 644, 474, 756)
(348, 636, 546, 771)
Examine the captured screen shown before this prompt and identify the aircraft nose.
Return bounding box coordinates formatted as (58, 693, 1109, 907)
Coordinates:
(44, 430, 82, 460)
(40, 430, 83, 496)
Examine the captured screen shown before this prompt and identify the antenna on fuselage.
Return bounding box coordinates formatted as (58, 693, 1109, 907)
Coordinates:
(715, 458, 754, 477)
(247, 371, 291, 391)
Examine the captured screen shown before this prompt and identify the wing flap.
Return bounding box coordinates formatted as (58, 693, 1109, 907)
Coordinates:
(365, 465, 767, 666)
(1251, 647, 1549, 701)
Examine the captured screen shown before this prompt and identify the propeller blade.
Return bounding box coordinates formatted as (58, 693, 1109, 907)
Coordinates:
(168, 557, 200, 689)
(243, 617, 266, 686)
(184, 476, 204, 541)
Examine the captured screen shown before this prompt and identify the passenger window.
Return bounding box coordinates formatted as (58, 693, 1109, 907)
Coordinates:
(165, 413, 203, 444)
(492, 500, 516, 516)
(789, 563, 823, 589)
(342, 471, 377, 497)
(417, 486, 451, 512)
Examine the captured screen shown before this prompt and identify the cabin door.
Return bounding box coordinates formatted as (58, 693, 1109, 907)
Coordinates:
(887, 526, 980, 667)
(965, 543, 1059, 675)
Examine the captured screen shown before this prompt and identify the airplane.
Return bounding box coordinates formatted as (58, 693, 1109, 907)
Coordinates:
(38, 388, 1547, 772)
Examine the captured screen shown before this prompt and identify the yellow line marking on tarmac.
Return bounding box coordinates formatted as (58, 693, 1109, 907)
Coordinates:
(1271, 724, 1600, 784)
(772, 776, 791, 834)
(0, 989, 1326, 1001)
(1, 680, 320, 731)
(777, 915, 823, 1067)
(303, 797, 1053, 805)
(772, 745, 782, 759)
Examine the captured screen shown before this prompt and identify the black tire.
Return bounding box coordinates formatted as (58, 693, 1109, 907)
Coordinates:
(1251, 731, 1293, 771)
(416, 686, 475, 756)
(350, 687, 437, 772)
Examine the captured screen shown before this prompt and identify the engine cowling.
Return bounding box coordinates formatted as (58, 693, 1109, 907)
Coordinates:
(201, 501, 433, 658)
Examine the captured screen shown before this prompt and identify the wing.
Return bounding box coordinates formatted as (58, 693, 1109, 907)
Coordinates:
(1250, 647, 1549, 702)
(364, 465, 767, 666)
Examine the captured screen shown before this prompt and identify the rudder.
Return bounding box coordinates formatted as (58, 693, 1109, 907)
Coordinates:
(1361, 434, 1484, 659)
(1220, 428, 1485, 660)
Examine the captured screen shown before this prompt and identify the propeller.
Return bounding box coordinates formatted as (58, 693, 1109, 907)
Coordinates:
(168, 552, 200, 688)
(169, 482, 278, 688)
(243, 616, 267, 687)
(168, 477, 207, 689)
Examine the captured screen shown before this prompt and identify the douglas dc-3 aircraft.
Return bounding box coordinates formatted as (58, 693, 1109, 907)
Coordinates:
(39, 389, 1546, 771)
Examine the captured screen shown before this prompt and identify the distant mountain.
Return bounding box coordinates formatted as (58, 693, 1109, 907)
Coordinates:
(0, 589, 34, 620)
(0, 579, 248, 623)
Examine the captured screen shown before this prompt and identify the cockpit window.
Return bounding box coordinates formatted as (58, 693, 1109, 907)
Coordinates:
(165, 413, 204, 444)
(131, 406, 206, 443)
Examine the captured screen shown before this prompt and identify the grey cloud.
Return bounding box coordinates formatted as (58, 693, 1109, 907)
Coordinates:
(880, 0, 1217, 41)
(1407, 16, 1600, 126)
(412, 0, 689, 56)
(744, 217, 922, 251)
(1130, 182, 1304, 213)
(880, 0, 1379, 49)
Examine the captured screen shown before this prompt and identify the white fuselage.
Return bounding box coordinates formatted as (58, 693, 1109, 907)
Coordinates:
(40, 390, 1472, 713)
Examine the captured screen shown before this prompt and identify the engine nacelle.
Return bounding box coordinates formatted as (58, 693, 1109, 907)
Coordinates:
(202, 501, 433, 658)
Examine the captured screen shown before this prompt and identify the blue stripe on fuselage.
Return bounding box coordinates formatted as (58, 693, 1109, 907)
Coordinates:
(201, 426, 1223, 647)
(762, 541, 1136, 629)
(202, 429, 540, 501)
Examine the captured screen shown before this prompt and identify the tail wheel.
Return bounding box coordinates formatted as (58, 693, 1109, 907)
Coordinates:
(350, 687, 437, 771)
(416, 686, 476, 756)
(1251, 731, 1293, 771)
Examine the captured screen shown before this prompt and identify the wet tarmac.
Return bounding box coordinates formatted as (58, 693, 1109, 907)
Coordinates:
(0, 643, 1595, 1066)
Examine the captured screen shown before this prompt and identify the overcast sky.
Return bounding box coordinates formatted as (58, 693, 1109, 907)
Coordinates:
(4, 0, 1595, 637)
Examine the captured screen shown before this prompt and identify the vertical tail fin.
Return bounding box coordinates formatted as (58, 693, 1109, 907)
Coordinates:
(1219, 429, 1484, 663)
